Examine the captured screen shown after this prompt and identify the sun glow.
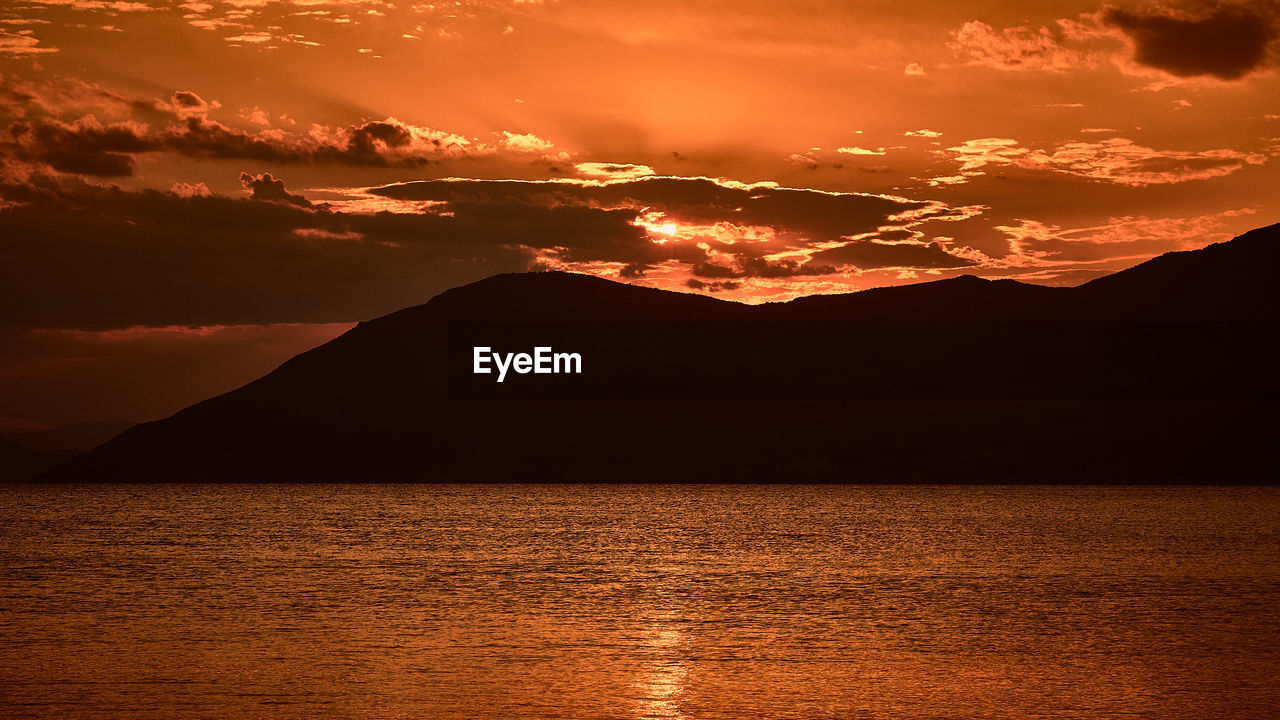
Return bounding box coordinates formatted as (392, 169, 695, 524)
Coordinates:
(634, 211, 683, 243)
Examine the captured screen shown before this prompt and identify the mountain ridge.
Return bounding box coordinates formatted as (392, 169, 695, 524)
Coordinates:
(40, 222, 1279, 484)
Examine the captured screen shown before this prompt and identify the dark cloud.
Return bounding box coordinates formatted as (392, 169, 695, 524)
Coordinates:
(338, 201, 672, 266)
(4, 114, 462, 178)
(162, 117, 311, 164)
(685, 279, 741, 292)
(0, 84, 37, 106)
(346, 120, 414, 155)
(739, 257, 839, 278)
(1105, 4, 1278, 80)
(239, 171, 312, 208)
(0, 168, 978, 330)
(0, 80, 569, 185)
(692, 262, 740, 279)
(370, 177, 937, 245)
(160, 117, 448, 167)
(619, 262, 649, 278)
(870, 229, 917, 242)
(692, 258, 838, 279)
(0, 174, 539, 329)
(370, 177, 977, 277)
(37, 147, 134, 177)
(809, 239, 978, 270)
(171, 91, 205, 109)
(9, 117, 150, 177)
(168, 90, 217, 115)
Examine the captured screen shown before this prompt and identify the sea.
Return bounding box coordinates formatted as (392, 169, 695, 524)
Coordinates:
(1, 484, 1277, 719)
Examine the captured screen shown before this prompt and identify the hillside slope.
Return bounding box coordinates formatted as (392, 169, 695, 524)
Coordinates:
(45, 224, 1279, 483)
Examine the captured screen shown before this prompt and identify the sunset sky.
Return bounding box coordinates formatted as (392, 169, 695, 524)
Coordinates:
(2, 0, 1278, 427)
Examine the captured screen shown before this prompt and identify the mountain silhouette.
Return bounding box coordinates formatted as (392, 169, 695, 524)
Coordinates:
(44, 223, 1279, 483)
(1, 435, 75, 482)
(1, 419, 132, 481)
(2, 419, 134, 454)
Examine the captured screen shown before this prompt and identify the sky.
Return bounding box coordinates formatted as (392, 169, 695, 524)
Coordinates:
(2, 0, 1278, 427)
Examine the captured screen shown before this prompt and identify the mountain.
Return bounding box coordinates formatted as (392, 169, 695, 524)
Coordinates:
(44, 224, 1279, 483)
(1075, 223, 1278, 322)
(2, 419, 134, 454)
(1, 419, 132, 481)
(1, 436, 74, 482)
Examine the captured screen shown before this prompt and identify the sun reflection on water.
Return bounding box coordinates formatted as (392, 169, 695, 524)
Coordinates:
(633, 610, 688, 719)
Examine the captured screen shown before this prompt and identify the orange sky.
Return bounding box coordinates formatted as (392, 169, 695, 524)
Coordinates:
(2, 0, 1278, 425)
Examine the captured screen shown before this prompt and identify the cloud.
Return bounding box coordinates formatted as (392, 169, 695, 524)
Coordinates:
(161, 0, 529, 50)
(808, 237, 978, 270)
(993, 209, 1259, 267)
(2, 81, 568, 176)
(0, 170, 986, 328)
(575, 162, 654, 180)
(238, 106, 272, 126)
(224, 32, 274, 45)
(170, 181, 210, 198)
(0, 31, 59, 56)
(239, 171, 312, 208)
(0, 75, 143, 121)
(0, 173, 538, 328)
(941, 137, 1267, 186)
(951, 5, 1279, 81)
(18, 1, 158, 11)
(6, 114, 505, 175)
(949, 18, 1106, 72)
(690, 257, 838, 279)
(945, 137, 1028, 172)
(501, 131, 562, 157)
(163, 90, 221, 117)
(786, 152, 820, 168)
(368, 176, 947, 246)
(685, 278, 740, 292)
(367, 176, 981, 287)
(1105, 5, 1279, 80)
(8, 116, 151, 177)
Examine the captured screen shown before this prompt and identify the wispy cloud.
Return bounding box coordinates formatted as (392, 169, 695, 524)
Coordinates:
(940, 137, 1268, 186)
(2, 81, 571, 176)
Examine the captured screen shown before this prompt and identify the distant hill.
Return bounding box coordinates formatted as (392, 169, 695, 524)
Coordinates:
(44, 223, 1280, 483)
(3, 419, 134, 454)
(1, 419, 132, 481)
(1, 436, 74, 482)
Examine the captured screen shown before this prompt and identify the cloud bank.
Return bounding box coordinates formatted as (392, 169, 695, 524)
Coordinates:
(1105, 4, 1278, 80)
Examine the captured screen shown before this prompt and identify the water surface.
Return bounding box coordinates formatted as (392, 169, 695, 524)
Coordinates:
(1, 484, 1278, 719)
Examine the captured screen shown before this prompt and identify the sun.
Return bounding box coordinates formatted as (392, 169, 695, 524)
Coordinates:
(633, 211, 682, 243)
